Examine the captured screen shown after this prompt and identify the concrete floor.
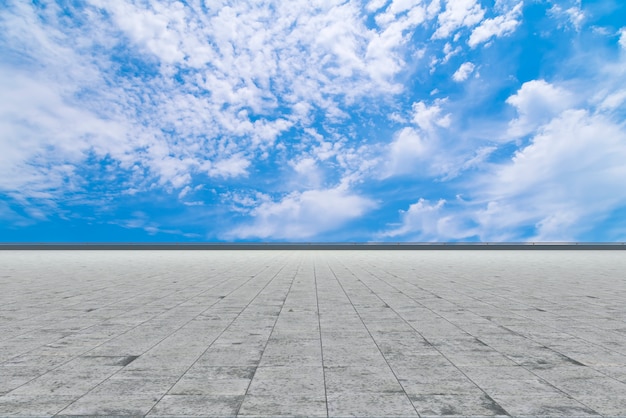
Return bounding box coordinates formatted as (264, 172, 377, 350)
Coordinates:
(1, 250, 626, 417)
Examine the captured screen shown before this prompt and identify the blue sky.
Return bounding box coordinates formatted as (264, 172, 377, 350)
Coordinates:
(1, 0, 625, 242)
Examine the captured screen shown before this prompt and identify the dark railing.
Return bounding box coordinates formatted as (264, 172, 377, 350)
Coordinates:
(0, 242, 625, 250)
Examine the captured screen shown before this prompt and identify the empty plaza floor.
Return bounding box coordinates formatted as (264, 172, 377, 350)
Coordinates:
(1, 250, 626, 417)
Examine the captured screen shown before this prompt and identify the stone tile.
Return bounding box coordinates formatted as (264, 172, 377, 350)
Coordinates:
(409, 393, 508, 416)
(400, 376, 483, 396)
(246, 366, 324, 397)
(0, 394, 77, 416)
(0, 366, 46, 395)
(491, 394, 601, 417)
(7, 367, 117, 396)
(57, 394, 158, 415)
(327, 392, 418, 417)
(238, 394, 327, 417)
(550, 376, 626, 397)
(89, 375, 176, 396)
(476, 378, 563, 397)
(576, 396, 626, 416)
(169, 376, 250, 396)
(147, 394, 243, 416)
(325, 365, 404, 394)
(3, 250, 626, 417)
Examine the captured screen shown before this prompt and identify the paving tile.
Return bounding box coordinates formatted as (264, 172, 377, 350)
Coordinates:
(327, 391, 418, 417)
(475, 378, 563, 397)
(7, 367, 117, 396)
(2, 250, 626, 417)
(147, 394, 243, 416)
(238, 393, 327, 417)
(576, 396, 626, 416)
(325, 365, 405, 394)
(409, 393, 508, 416)
(88, 375, 176, 396)
(57, 394, 158, 415)
(0, 394, 77, 416)
(169, 375, 251, 396)
(400, 376, 483, 396)
(246, 366, 325, 397)
(491, 394, 601, 417)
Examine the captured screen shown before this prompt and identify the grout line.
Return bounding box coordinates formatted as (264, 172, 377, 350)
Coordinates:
(325, 257, 422, 418)
(54, 252, 285, 416)
(234, 253, 300, 417)
(313, 253, 330, 418)
(348, 252, 603, 416)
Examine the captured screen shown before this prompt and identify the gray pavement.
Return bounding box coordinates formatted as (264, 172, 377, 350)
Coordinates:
(1, 250, 626, 417)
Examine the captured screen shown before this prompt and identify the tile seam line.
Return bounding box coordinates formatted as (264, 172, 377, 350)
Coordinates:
(234, 253, 301, 417)
(362, 256, 626, 384)
(0, 265, 241, 350)
(0, 270, 207, 344)
(325, 259, 421, 418)
(352, 255, 602, 416)
(313, 253, 330, 418)
(332, 254, 511, 417)
(52, 253, 285, 416)
(386, 256, 626, 355)
(142, 251, 293, 417)
(4, 264, 251, 400)
(0, 253, 277, 349)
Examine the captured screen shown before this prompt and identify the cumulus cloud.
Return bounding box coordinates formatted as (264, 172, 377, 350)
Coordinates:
(0, 0, 432, 210)
(207, 155, 251, 179)
(381, 198, 478, 241)
(0, 70, 140, 196)
(476, 109, 626, 241)
(384, 100, 452, 177)
(506, 80, 576, 138)
(468, 2, 522, 47)
(228, 187, 376, 240)
(452, 62, 475, 81)
(432, 0, 485, 39)
(386, 127, 429, 176)
(619, 27, 626, 49)
(383, 198, 446, 239)
(412, 100, 452, 131)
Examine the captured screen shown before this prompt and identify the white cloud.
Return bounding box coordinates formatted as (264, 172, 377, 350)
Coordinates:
(384, 99, 461, 178)
(289, 157, 323, 189)
(412, 100, 451, 131)
(383, 198, 445, 239)
(0, 0, 432, 210)
(386, 127, 428, 176)
(549, 3, 584, 31)
(565, 7, 584, 30)
(366, 0, 389, 13)
(599, 89, 626, 110)
(468, 2, 522, 48)
(619, 27, 626, 50)
(207, 155, 251, 179)
(228, 187, 376, 240)
(432, 0, 485, 39)
(0, 70, 140, 196)
(381, 198, 478, 241)
(506, 80, 576, 138)
(452, 62, 475, 82)
(442, 42, 461, 63)
(475, 109, 626, 241)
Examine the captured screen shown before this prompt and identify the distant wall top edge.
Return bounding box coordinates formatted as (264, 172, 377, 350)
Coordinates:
(0, 243, 625, 250)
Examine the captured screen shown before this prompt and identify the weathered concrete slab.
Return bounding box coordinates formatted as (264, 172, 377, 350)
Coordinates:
(1, 250, 626, 417)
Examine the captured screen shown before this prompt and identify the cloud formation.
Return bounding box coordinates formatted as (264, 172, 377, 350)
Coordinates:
(1, 0, 625, 242)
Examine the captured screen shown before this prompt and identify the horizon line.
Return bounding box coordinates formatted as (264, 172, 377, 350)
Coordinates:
(1, 242, 625, 250)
